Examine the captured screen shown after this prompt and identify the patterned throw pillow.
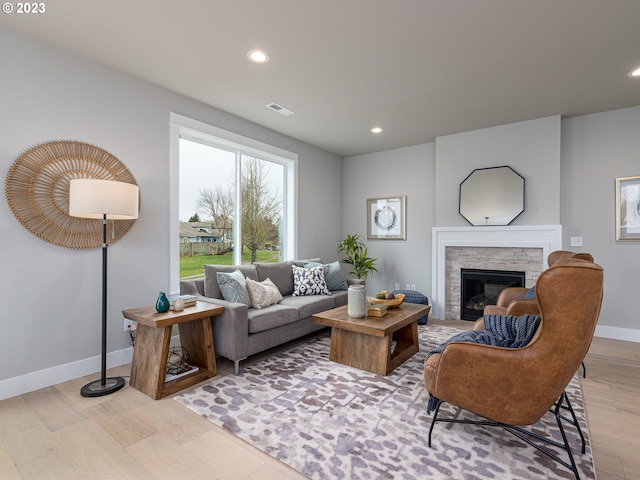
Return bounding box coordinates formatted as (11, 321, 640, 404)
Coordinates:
(245, 277, 283, 309)
(303, 260, 348, 291)
(217, 269, 252, 306)
(292, 265, 331, 296)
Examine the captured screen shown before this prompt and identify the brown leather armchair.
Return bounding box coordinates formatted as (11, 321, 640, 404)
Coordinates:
(424, 256, 603, 479)
(482, 250, 595, 319)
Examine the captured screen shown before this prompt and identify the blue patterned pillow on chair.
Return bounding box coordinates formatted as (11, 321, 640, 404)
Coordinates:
(292, 265, 331, 296)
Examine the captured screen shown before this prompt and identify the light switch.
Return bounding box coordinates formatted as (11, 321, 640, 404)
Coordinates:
(570, 236, 583, 247)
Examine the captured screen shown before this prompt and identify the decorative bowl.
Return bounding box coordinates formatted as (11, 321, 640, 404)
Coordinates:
(368, 293, 405, 308)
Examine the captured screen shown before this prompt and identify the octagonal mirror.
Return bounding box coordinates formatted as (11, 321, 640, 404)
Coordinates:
(459, 166, 525, 226)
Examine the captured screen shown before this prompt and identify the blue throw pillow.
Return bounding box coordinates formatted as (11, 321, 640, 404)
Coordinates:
(217, 269, 252, 306)
(303, 260, 348, 291)
(523, 286, 536, 299)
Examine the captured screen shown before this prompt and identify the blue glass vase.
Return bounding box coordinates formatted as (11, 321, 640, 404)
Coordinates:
(155, 291, 170, 313)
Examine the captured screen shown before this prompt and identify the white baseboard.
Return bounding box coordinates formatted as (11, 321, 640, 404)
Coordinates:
(0, 347, 134, 402)
(0, 333, 183, 401)
(594, 324, 640, 343)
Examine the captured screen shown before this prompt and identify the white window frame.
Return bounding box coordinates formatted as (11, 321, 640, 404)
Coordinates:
(169, 113, 298, 294)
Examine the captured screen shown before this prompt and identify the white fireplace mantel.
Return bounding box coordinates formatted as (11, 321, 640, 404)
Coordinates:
(431, 225, 562, 319)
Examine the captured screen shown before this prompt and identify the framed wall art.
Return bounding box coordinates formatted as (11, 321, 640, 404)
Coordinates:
(615, 176, 640, 241)
(367, 196, 406, 240)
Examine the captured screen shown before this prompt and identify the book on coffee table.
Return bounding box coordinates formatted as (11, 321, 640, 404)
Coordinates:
(367, 304, 388, 317)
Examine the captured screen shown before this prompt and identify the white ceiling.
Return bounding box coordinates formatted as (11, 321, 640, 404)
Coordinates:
(2, 0, 639, 157)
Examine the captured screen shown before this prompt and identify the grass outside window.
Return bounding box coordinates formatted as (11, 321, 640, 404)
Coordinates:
(180, 248, 281, 279)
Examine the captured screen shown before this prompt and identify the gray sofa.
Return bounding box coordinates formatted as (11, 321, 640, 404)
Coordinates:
(180, 260, 361, 374)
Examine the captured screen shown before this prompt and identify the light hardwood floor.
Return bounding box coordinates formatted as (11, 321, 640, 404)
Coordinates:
(0, 320, 638, 479)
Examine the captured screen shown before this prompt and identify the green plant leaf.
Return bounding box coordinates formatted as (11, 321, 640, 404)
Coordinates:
(337, 233, 378, 279)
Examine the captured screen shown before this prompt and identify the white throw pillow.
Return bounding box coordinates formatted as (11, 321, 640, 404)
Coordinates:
(245, 277, 283, 309)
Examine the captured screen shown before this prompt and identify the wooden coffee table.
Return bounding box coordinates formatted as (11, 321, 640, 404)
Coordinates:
(313, 302, 430, 375)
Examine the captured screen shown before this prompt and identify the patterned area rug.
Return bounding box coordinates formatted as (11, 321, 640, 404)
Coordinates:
(175, 324, 594, 479)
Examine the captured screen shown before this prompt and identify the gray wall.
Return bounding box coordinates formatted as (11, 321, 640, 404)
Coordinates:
(561, 106, 640, 334)
(343, 144, 436, 297)
(345, 110, 640, 341)
(434, 115, 561, 226)
(0, 27, 343, 397)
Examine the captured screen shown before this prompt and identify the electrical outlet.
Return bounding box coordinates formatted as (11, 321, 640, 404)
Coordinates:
(570, 236, 583, 247)
(394, 282, 400, 291)
(405, 283, 411, 290)
(410, 284, 416, 291)
(124, 318, 136, 332)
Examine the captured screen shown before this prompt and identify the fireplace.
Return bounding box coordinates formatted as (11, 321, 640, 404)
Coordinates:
(460, 268, 525, 320)
(431, 225, 562, 320)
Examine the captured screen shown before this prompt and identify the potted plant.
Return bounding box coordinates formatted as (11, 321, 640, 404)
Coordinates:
(337, 233, 378, 280)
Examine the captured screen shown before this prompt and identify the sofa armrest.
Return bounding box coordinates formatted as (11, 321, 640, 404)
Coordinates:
(195, 296, 249, 364)
(180, 279, 205, 296)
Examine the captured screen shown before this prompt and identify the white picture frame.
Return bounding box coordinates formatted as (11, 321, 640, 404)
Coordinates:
(367, 196, 406, 240)
(616, 176, 640, 241)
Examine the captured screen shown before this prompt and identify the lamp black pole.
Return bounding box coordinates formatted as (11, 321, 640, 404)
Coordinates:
(80, 214, 125, 397)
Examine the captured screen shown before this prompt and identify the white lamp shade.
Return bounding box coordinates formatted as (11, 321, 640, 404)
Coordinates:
(69, 179, 139, 220)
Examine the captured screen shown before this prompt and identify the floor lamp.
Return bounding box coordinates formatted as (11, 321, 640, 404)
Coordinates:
(69, 178, 139, 397)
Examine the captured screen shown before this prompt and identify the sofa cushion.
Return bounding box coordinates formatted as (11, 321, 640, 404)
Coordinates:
(292, 265, 330, 296)
(330, 289, 348, 308)
(304, 260, 348, 291)
(255, 261, 294, 296)
(217, 269, 252, 306)
(279, 294, 335, 319)
(203, 264, 258, 299)
(245, 277, 283, 309)
(247, 304, 299, 334)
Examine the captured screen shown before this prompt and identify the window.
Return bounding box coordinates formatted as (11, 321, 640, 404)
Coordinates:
(170, 113, 297, 293)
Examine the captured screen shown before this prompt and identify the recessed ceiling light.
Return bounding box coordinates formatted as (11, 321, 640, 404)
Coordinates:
(371, 127, 383, 134)
(247, 49, 270, 64)
(628, 67, 640, 77)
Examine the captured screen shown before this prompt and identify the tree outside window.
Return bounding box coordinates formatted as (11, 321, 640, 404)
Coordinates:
(179, 139, 286, 278)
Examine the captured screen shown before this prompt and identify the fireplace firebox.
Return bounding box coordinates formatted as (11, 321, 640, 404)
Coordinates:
(460, 268, 525, 320)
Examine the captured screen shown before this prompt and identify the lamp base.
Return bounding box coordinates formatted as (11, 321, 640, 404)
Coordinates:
(80, 377, 125, 397)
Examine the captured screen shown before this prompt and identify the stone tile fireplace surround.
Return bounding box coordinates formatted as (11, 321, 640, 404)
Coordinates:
(432, 226, 562, 320)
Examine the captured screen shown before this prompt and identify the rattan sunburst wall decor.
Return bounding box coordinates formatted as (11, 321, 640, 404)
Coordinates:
(5, 140, 140, 249)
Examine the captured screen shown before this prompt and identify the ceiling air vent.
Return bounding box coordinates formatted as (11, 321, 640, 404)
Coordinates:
(266, 102, 295, 116)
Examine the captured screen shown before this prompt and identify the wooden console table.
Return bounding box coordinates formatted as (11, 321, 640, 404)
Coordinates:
(122, 301, 223, 400)
(313, 303, 429, 375)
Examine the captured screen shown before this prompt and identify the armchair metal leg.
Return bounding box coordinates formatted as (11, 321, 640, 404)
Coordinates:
(555, 390, 586, 454)
(427, 398, 443, 447)
(581, 361, 586, 378)
(426, 391, 585, 480)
